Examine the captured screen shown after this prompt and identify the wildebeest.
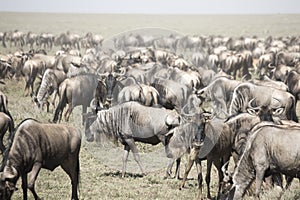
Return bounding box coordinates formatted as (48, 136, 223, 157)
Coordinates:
(286, 70, 300, 105)
(164, 112, 209, 179)
(22, 58, 46, 96)
(117, 83, 159, 106)
(33, 68, 67, 112)
(197, 77, 241, 118)
(151, 77, 191, 113)
(0, 92, 14, 127)
(226, 123, 300, 199)
(179, 111, 280, 200)
(91, 70, 125, 112)
(53, 74, 98, 123)
(0, 118, 81, 200)
(85, 101, 181, 177)
(229, 82, 298, 122)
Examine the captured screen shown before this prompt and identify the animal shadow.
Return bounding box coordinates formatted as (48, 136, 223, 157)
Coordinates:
(100, 171, 145, 178)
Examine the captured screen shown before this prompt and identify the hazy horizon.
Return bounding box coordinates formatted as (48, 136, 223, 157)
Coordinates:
(1, 0, 299, 15)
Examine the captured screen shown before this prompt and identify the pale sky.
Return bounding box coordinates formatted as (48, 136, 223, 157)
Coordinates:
(1, 0, 299, 14)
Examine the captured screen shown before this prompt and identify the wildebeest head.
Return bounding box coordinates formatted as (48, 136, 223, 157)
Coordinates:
(246, 98, 284, 123)
(192, 119, 206, 148)
(105, 73, 117, 103)
(84, 115, 98, 142)
(196, 87, 210, 103)
(97, 69, 126, 107)
(181, 107, 211, 148)
(0, 164, 18, 200)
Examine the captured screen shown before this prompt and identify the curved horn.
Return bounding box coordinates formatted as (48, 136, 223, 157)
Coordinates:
(267, 63, 276, 69)
(221, 161, 230, 174)
(97, 71, 109, 78)
(248, 98, 260, 109)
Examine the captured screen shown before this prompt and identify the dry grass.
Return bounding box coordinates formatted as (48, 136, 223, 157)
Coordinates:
(1, 12, 300, 199)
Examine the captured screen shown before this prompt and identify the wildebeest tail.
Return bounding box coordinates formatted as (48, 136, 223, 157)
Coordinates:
(77, 155, 81, 197)
(289, 96, 298, 122)
(2, 32, 6, 48)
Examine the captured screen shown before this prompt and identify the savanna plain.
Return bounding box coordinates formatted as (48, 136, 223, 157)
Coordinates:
(0, 12, 300, 199)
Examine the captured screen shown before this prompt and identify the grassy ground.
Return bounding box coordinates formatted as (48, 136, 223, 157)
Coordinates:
(1, 12, 300, 199)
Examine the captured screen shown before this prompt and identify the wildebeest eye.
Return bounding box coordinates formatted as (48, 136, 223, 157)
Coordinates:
(246, 108, 260, 116)
(272, 107, 284, 116)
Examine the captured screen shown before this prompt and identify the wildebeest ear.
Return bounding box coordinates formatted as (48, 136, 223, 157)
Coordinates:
(196, 89, 205, 96)
(247, 108, 259, 116)
(272, 107, 284, 116)
(70, 61, 81, 68)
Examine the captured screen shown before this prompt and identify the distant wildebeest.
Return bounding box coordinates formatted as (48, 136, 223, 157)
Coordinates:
(117, 83, 159, 106)
(85, 101, 181, 177)
(33, 68, 67, 112)
(197, 77, 241, 118)
(0, 118, 81, 200)
(286, 70, 300, 106)
(256, 51, 276, 76)
(22, 58, 46, 96)
(226, 123, 300, 200)
(151, 77, 191, 113)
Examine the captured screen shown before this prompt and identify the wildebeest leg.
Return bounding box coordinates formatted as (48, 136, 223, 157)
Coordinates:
(175, 158, 181, 179)
(165, 158, 174, 179)
(255, 168, 266, 198)
(124, 138, 144, 176)
(24, 76, 31, 96)
(61, 156, 80, 200)
(285, 175, 294, 189)
(122, 145, 130, 178)
(214, 159, 224, 199)
(82, 105, 87, 125)
(21, 173, 28, 200)
(30, 75, 37, 97)
(28, 162, 42, 200)
(195, 158, 203, 200)
(179, 147, 198, 189)
(165, 158, 181, 179)
(205, 158, 213, 199)
(65, 105, 73, 122)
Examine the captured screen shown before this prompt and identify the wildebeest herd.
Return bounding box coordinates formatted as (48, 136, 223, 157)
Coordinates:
(0, 29, 300, 200)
